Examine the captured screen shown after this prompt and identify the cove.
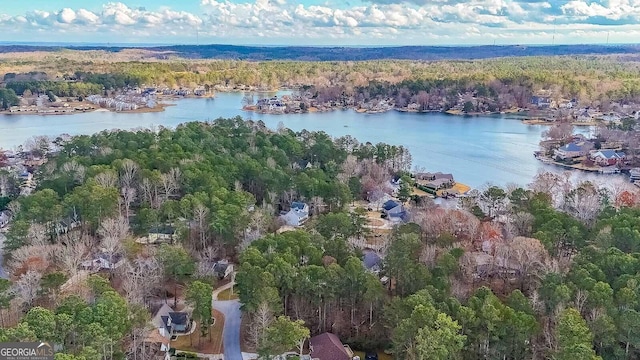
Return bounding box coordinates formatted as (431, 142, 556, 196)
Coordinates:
(0, 92, 577, 188)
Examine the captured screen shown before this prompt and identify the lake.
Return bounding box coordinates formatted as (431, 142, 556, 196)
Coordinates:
(0, 92, 585, 188)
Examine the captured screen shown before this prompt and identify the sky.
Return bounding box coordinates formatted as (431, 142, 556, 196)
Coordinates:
(0, 0, 640, 45)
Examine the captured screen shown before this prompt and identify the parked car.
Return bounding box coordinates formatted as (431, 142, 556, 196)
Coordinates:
(365, 351, 378, 360)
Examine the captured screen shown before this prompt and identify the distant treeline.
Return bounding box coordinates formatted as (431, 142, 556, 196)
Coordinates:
(1, 44, 640, 61)
(3, 72, 142, 97)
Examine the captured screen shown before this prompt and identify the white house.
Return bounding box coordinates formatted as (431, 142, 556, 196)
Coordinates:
(281, 202, 310, 227)
(600, 113, 622, 123)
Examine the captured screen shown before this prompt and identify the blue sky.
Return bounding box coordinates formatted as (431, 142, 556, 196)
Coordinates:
(0, 0, 639, 45)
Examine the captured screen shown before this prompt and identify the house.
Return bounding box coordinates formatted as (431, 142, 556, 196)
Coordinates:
(382, 200, 405, 219)
(81, 253, 124, 272)
(554, 142, 593, 159)
(281, 202, 310, 227)
(576, 108, 594, 122)
(415, 172, 455, 190)
(530, 96, 551, 108)
(390, 175, 402, 186)
(163, 311, 191, 334)
(213, 259, 234, 280)
(145, 304, 188, 360)
(147, 225, 176, 244)
(18, 171, 32, 183)
(600, 113, 622, 124)
(55, 216, 81, 235)
(309, 333, 353, 360)
(363, 250, 382, 274)
(293, 160, 313, 170)
(591, 150, 626, 166)
(194, 87, 206, 96)
(143, 330, 171, 360)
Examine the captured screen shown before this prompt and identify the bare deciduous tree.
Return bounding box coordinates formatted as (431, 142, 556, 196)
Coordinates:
(99, 216, 130, 242)
(55, 238, 90, 276)
(564, 182, 602, 224)
(13, 270, 42, 309)
(61, 160, 86, 184)
(247, 302, 274, 350)
(193, 204, 210, 249)
(542, 122, 573, 141)
(94, 171, 118, 188)
(26, 223, 49, 246)
(121, 186, 137, 219)
(119, 159, 139, 189)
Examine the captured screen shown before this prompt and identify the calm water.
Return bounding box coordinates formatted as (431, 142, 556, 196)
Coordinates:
(0, 92, 577, 187)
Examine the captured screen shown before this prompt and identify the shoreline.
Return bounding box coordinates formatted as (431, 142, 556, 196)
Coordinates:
(0, 102, 174, 116)
(522, 119, 598, 126)
(243, 105, 527, 117)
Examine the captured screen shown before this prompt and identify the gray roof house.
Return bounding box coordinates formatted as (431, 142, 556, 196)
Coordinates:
(153, 303, 192, 337)
(80, 253, 124, 272)
(363, 251, 382, 274)
(554, 141, 593, 159)
(382, 200, 405, 219)
(281, 201, 310, 227)
(213, 259, 234, 279)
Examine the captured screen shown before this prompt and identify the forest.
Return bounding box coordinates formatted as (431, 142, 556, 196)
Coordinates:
(3, 118, 640, 359)
(2, 51, 640, 104)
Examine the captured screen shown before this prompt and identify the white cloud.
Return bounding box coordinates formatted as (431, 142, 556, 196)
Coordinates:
(0, 0, 638, 44)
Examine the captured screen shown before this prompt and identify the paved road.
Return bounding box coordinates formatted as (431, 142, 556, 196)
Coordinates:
(214, 299, 243, 360)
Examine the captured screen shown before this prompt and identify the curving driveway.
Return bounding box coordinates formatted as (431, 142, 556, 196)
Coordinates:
(213, 278, 245, 360)
(214, 299, 243, 360)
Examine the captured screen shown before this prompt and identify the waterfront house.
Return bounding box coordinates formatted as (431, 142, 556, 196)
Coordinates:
(554, 141, 593, 159)
(530, 96, 551, 108)
(600, 113, 622, 124)
(193, 87, 206, 96)
(281, 201, 310, 227)
(415, 172, 455, 192)
(309, 333, 353, 360)
(576, 108, 595, 122)
(591, 150, 626, 166)
(415, 172, 455, 183)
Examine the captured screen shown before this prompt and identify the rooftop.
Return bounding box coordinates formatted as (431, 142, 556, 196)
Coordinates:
(310, 333, 351, 360)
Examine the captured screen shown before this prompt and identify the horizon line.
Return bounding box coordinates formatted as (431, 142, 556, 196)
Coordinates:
(0, 41, 639, 48)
